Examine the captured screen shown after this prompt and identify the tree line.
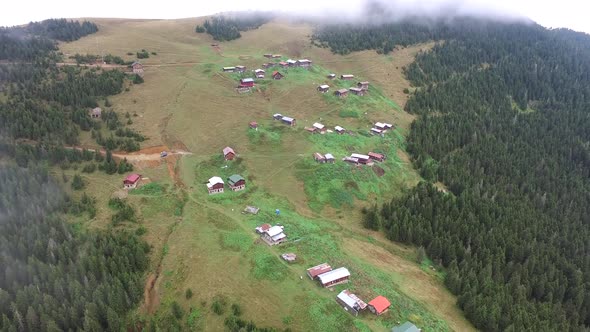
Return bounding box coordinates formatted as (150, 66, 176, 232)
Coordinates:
(324, 17, 590, 331)
(196, 13, 273, 41)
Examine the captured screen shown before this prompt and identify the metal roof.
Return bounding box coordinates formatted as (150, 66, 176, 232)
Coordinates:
(368, 295, 390, 313)
(371, 128, 383, 133)
(241, 78, 254, 83)
(313, 122, 325, 129)
(324, 153, 335, 160)
(228, 174, 245, 185)
(351, 153, 370, 160)
(319, 84, 330, 89)
(271, 232, 287, 241)
(349, 87, 363, 92)
(207, 176, 224, 188)
(341, 74, 354, 77)
(266, 225, 284, 237)
(307, 263, 332, 278)
(336, 89, 348, 94)
(223, 66, 235, 70)
(318, 267, 350, 284)
(335, 126, 344, 131)
(281, 116, 294, 122)
(337, 290, 358, 308)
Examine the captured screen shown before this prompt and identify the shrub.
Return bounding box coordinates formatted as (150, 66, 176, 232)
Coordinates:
(71, 174, 85, 190)
(171, 301, 183, 319)
(185, 288, 193, 299)
(230, 303, 242, 317)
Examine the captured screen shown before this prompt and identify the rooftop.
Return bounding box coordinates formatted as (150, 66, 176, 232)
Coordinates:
(241, 78, 254, 83)
(223, 147, 235, 155)
(325, 153, 335, 160)
(351, 153, 370, 160)
(228, 174, 245, 185)
(319, 84, 330, 89)
(335, 126, 345, 131)
(368, 295, 391, 314)
(318, 267, 350, 284)
(312, 122, 325, 129)
(307, 263, 332, 278)
(265, 225, 284, 237)
(281, 116, 294, 122)
(207, 176, 224, 188)
(125, 173, 141, 183)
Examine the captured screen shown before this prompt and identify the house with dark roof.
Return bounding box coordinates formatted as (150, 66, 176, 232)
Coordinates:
(223, 147, 236, 160)
(335, 89, 348, 98)
(317, 84, 330, 93)
(123, 173, 141, 189)
(307, 263, 332, 279)
(367, 296, 391, 315)
(227, 174, 246, 191)
(341, 74, 354, 80)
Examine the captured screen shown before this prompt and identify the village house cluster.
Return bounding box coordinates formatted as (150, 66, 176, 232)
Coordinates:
(202, 147, 247, 195)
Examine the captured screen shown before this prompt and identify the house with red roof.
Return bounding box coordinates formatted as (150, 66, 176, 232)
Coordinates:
(223, 147, 236, 160)
(367, 295, 391, 315)
(272, 71, 284, 80)
(123, 173, 141, 189)
(307, 263, 332, 279)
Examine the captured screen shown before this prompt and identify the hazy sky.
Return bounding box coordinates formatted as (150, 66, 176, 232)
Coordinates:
(2, 0, 590, 34)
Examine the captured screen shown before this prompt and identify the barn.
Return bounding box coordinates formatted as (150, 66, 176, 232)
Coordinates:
(317, 267, 351, 287)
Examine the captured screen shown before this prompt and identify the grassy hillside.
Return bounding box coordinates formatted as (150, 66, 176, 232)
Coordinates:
(59, 18, 474, 331)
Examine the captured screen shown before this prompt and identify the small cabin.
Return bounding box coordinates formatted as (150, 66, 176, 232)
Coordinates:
(281, 116, 296, 126)
(312, 122, 326, 133)
(351, 153, 370, 164)
(327, 73, 336, 79)
(123, 173, 141, 189)
(89, 107, 102, 118)
(374, 122, 394, 131)
(227, 174, 246, 191)
(297, 59, 312, 68)
(261, 225, 287, 246)
(317, 267, 350, 287)
(349, 87, 366, 96)
(235, 65, 246, 73)
(223, 66, 236, 72)
(307, 263, 332, 279)
(367, 296, 391, 316)
(336, 290, 367, 316)
(131, 61, 144, 76)
(324, 153, 335, 163)
(223, 147, 236, 160)
(240, 78, 255, 87)
(317, 85, 330, 93)
(341, 74, 354, 80)
(357, 81, 370, 90)
(334, 126, 345, 134)
(368, 152, 385, 162)
(249, 121, 258, 129)
(335, 89, 348, 98)
(313, 152, 326, 163)
(371, 128, 383, 135)
(206, 176, 224, 195)
(273, 113, 283, 120)
(272, 71, 284, 80)
(254, 69, 265, 78)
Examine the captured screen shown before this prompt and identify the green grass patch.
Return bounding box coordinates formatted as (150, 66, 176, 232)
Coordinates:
(221, 232, 253, 252)
(251, 246, 288, 281)
(339, 109, 360, 118)
(247, 126, 282, 145)
(130, 182, 166, 196)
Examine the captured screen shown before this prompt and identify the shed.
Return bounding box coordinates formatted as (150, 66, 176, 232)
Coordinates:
(206, 176, 224, 195)
(240, 78, 255, 87)
(357, 81, 370, 90)
(327, 73, 336, 79)
(307, 263, 332, 279)
(317, 84, 330, 93)
(349, 87, 366, 96)
(392, 322, 421, 332)
(313, 152, 326, 163)
(272, 71, 284, 80)
(341, 74, 354, 80)
(281, 116, 296, 126)
(368, 296, 391, 315)
(286, 59, 297, 66)
(223, 147, 236, 160)
(228, 174, 246, 191)
(368, 152, 385, 162)
(279, 61, 289, 67)
(272, 54, 282, 58)
(254, 69, 265, 78)
(90, 107, 102, 118)
(249, 121, 258, 129)
(123, 173, 141, 189)
(324, 153, 335, 163)
(318, 267, 351, 287)
(375, 122, 393, 130)
(343, 157, 359, 164)
(334, 126, 345, 134)
(336, 290, 368, 316)
(335, 89, 348, 98)
(281, 253, 297, 262)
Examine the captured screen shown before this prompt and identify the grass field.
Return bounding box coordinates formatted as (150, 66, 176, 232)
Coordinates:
(59, 17, 475, 331)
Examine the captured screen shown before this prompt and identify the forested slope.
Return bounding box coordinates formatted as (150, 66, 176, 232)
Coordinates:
(316, 18, 590, 331)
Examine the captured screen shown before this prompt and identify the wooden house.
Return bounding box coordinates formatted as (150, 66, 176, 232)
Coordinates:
(228, 174, 246, 191)
(336, 290, 367, 316)
(206, 176, 224, 195)
(123, 173, 141, 189)
(317, 84, 330, 93)
(223, 147, 236, 160)
(307, 263, 332, 279)
(324, 153, 335, 163)
(312, 122, 326, 133)
(349, 87, 366, 96)
(313, 152, 326, 163)
(249, 121, 258, 129)
(351, 153, 370, 164)
(240, 78, 255, 87)
(254, 69, 265, 78)
(235, 65, 246, 73)
(357, 81, 370, 90)
(89, 107, 102, 118)
(131, 61, 144, 76)
(368, 152, 385, 162)
(327, 73, 336, 79)
(341, 74, 354, 80)
(317, 267, 350, 287)
(281, 116, 296, 126)
(261, 225, 287, 246)
(272, 71, 284, 80)
(334, 126, 345, 134)
(392, 322, 421, 332)
(367, 296, 391, 316)
(223, 66, 236, 72)
(335, 89, 348, 98)
(297, 59, 312, 68)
